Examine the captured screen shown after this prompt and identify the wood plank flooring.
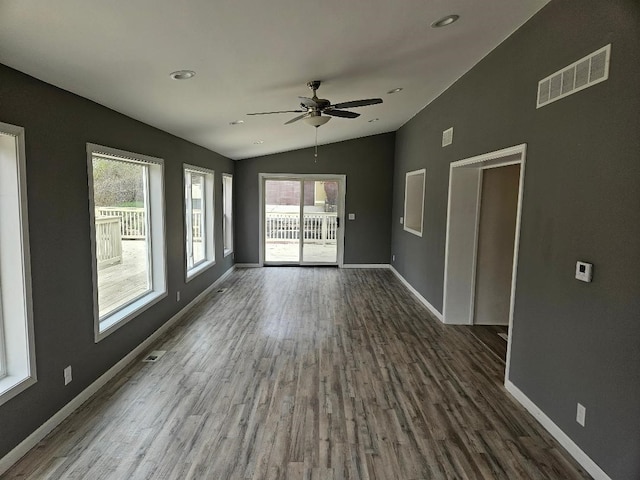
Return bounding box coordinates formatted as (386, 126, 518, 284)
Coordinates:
(2, 268, 591, 480)
(463, 326, 508, 364)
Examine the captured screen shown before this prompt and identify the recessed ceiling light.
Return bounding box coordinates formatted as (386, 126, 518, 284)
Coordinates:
(431, 14, 459, 28)
(368, 118, 380, 123)
(387, 88, 403, 94)
(253, 140, 264, 144)
(169, 70, 196, 80)
(229, 120, 244, 125)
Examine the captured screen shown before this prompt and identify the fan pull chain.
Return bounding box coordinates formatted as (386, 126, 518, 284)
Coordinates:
(314, 127, 318, 161)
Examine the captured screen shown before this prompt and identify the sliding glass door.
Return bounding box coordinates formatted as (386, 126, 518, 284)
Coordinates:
(262, 175, 344, 266)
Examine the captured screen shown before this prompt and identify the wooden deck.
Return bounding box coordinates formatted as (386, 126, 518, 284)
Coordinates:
(4, 268, 592, 479)
(97, 240, 149, 317)
(265, 241, 337, 263)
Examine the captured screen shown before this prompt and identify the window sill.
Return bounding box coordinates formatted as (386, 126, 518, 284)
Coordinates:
(224, 249, 233, 258)
(96, 290, 167, 342)
(0, 374, 36, 408)
(186, 259, 215, 282)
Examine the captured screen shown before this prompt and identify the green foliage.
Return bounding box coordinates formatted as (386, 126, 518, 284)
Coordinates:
(93, 158, 145, 207)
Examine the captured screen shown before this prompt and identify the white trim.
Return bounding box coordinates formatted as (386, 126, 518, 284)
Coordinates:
(403, 168, 426, 237)
(234, 263, 261, 268)
(449, 144, 526, 168)
(87, 144, 168, 342)
(505, 380, 612, 480)
(222, 173, 234, 257)
(390, 266, 444, 322)
(467, 170, 484, 324)
(184, 164, 216, 281)
(0, 122, 37, 407)
(442, 143, 526, 383)
(0, 266, 236, 477)
(504, 153, 526, 380)
(341, 264, 390, 269)
(86, 143, 163, 165)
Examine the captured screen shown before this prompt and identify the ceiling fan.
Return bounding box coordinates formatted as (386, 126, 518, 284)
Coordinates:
(247, 80, 383, 127)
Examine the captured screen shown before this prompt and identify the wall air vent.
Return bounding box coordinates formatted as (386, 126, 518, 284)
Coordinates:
(537, 44, 611, 108)
(442, 127, 453, 147)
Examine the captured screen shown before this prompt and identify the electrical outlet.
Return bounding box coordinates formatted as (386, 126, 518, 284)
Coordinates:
(392, 254, 396, 261)
(64, 366, 72, 385)
(576, 403, 586, 426)
(176, 291, 181, 302)
(400, 216, 404, 224)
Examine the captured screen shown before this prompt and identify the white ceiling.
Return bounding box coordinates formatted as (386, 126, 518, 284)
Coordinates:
(0, 0, 549, 160)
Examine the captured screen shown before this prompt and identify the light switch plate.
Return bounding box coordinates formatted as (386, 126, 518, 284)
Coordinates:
(575, 261, 593, 282)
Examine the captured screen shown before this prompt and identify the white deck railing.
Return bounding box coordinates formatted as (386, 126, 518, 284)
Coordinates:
(96, 216, 122, 269)
(97, 207, 202, 240)
(97, 207, 146, 239)
(265, 212, 337, 244)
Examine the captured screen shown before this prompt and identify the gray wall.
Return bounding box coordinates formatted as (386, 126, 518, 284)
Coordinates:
(235, 133, 395, 265)
(390, 0, 640, 478)
(0, 64, 234, 459)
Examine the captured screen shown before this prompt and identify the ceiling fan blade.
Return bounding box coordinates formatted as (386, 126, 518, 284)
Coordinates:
(324, 109, 360, 119)
(331, 98, 383, 109)
(247, 110, 305, 115)
(284, 113, 309, 125)
(298, 96, 318, 108)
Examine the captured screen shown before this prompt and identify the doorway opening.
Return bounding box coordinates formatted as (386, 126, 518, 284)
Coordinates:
(442, 144, 526, 377)
(259, 174, 345, 266)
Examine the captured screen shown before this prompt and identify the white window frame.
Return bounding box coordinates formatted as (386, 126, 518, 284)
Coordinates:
(222, 173, 233, 257)
(87, 144, 167, 341)
(0, 122, 37, 407)
(403, 168, 426, 237)
(184, 164, 215, 280)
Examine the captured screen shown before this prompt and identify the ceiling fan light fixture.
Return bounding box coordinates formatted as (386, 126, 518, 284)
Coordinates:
(303, 115, 331, 128)
(431, 14, 459, 28)
(169, 70, 196, 80)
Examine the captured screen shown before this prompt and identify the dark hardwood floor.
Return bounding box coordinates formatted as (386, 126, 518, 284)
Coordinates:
(2, 268, 591, 479)
(464, 325, 509, 364)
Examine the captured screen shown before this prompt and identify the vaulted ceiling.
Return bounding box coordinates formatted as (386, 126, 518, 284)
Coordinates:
(0, 0, 549, 159)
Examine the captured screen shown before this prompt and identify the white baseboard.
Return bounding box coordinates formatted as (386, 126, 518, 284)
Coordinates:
(389, 266, 444, 322)
(235, 263, 261, 268)
(505, 380, 611, 480)
(341, 264, 390, 269)
(0, 266, 236, 476)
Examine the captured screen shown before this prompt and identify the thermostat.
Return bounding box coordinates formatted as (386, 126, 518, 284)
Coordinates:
(575, 261, 593, 282)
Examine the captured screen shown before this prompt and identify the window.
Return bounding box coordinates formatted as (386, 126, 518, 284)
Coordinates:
(184, 165, 215, 278)
(403, 168, 426, 237)
(87, 144, 167, 340)
(0, 122, 37, 406)
(222, 173, 233, 256)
